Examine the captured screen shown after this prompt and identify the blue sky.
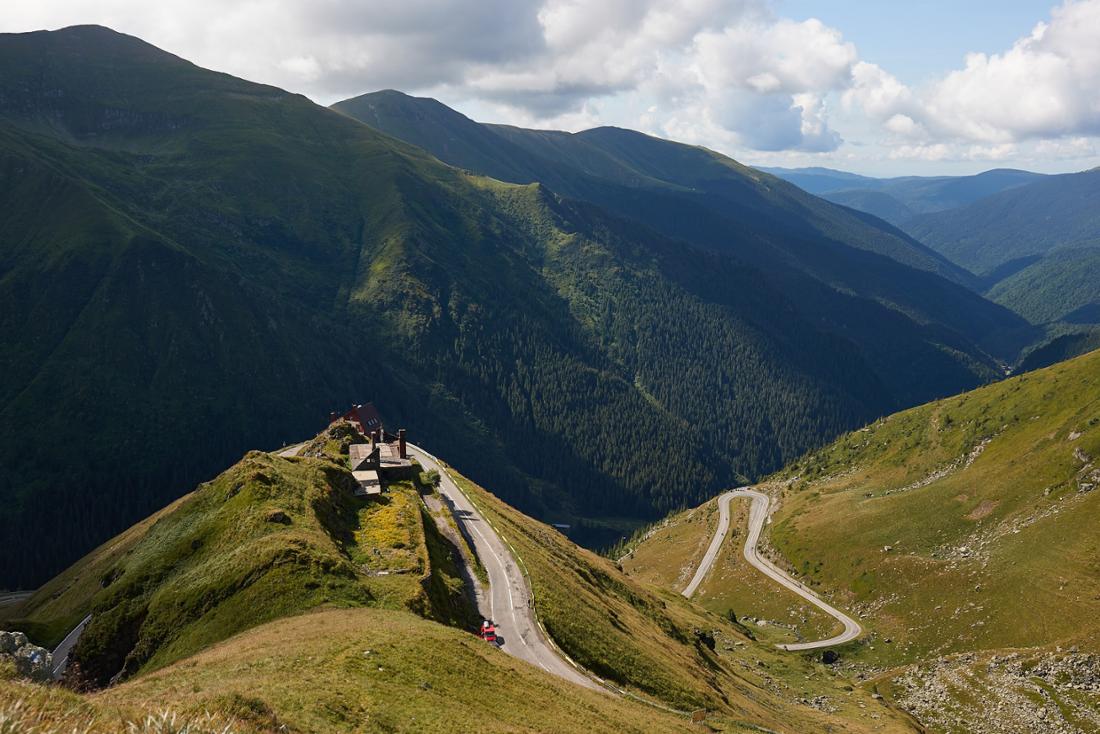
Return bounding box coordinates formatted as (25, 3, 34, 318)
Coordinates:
(780, 1, 1055, 85)
(5, 0, 1099, 176)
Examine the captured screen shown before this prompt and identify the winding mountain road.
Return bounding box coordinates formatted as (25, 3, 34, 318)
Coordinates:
(683, 488, 862, 651)
(407, 444, 599, 690)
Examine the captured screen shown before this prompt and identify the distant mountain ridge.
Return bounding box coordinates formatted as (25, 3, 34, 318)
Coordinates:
(762, 166, 1045, 227)
(905, 169, 1100, 272)
(343, 93, 975, 285)
(905, 169, 1100, 329)
(767, 163, 1100, 347)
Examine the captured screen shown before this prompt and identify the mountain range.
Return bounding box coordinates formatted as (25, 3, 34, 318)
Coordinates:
(906, 169, 1100, 324)
(0, 27, 1047, 587)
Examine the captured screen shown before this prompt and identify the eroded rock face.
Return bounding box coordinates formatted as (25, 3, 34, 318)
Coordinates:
(0, 630, 52, 681)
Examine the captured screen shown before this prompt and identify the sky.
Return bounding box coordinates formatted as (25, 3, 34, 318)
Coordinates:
(3, 0, 1100, 176)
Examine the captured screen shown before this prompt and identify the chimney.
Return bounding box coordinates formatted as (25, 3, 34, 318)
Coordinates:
(329, 411, 338, 423)
(398, 429, 407, 459)
(369, 431, 376, 450)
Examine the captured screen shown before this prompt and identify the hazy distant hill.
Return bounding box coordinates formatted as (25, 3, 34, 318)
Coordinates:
(768, 164, 1100, 335)
(821, 188, 917, 225)
(756, 166, 879, 195)
(906, 169, 1100, 274)
(764, 166, 1044, 228)
(904, 170, 1100, 330)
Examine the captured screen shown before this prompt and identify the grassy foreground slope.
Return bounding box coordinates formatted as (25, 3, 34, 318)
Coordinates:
(0, 609, 703, 734)
(0, 433, 918, 732)
(621, 350, 1100, 731)
(766, 348, 1100, 668)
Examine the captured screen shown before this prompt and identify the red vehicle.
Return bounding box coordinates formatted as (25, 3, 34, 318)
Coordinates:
(480, 620, 497, 643)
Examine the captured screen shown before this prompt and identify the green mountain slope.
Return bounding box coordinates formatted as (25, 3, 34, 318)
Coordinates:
(774, 348, 1100, 664)
(335, 90, 1037, 363)
(437, 467, 916, 731)
(904, 168, 1100, 275)
(623, 349, 1100, 732)
(822, 189, 915, 226)
(0, 26, 1026, 588)
(3, 423, 472, 688)
(986, 246, 1100, 324)
(628, 348, 1100, 663)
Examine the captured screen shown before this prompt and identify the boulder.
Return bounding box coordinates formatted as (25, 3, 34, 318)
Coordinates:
(265, 509, 292, 525)
(0, 631, 53, 682)
(693, 628, 716, 651)
(12, 644, 52, 681)
(0, 631, 27, 654)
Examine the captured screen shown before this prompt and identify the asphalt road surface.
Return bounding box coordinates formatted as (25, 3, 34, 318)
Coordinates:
(277, 442, 305, 457)
(408, 444, 599, 690)
(0, 591, 32, 610)
(682, 488, 862, 650)
(51, 613, 92, 679)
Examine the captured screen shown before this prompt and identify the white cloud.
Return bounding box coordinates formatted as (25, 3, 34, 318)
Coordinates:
(846, 0, 1100, 147)
(843, 62, 914, 124)
(677, 17, 856, 150)
(0, 0, 852, 151)
(923, 1, 1100, 142)
(3, 0, 1100, 170)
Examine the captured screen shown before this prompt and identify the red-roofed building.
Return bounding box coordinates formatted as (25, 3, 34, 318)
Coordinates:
(330, 403, 383, 436)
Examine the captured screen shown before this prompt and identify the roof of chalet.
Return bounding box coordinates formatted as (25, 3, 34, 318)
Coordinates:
(339, 403, 382, 431)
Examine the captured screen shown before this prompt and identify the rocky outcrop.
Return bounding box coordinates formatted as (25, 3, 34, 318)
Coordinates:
(0, 630, 52, 681)
(895, 650, 1100, 733)
(1072, 446, 1099, 493)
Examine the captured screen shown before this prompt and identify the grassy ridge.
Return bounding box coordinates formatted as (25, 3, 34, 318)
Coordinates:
(766, 348, 1100, 667)
(2, 426, 476, 688)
